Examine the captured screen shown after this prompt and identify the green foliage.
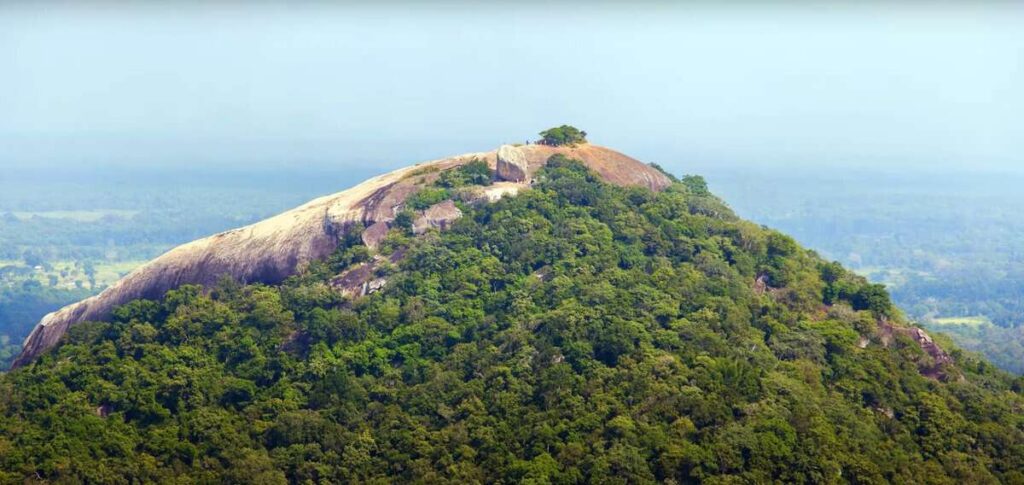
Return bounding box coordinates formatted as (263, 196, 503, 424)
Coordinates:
(393, 210, 415, 231)
(648, 163, 680, 183)
(437, 158, 493, 188)
(0, 335, 18, 367)
(680, 175, 710, 195)
(708, 168, 1024, 373)
(538, 125, 587, 146)
(924, 321, 1024, 374)
(820, 261, 893, 317)
(0, 285, 92, 369)
(405, 187, 450, 210)
(1, 160, 1022, 483)
(0, 167, 379, 372)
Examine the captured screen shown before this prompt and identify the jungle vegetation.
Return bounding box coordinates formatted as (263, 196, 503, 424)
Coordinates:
(1, 157, 1022, 483)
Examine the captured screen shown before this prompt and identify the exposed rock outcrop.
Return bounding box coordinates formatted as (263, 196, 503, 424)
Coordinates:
(516, 144, 672, 191)
(331, 262, 379, 298)
(458, 182, 526, 205)
(478, 182, 524, 202)
(877, 318, 957, 380)
(412, 200, 462, 235)
(908, 327, 954, 366)
(330, 250, 405, 299)
(96, 404, 113, 418)
(497, 145, 530, 182)
(12, 143, 671, 368)
(361, 221, 391, 250)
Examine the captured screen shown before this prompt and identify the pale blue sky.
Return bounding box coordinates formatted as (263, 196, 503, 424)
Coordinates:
(2, 3, 1022, 173)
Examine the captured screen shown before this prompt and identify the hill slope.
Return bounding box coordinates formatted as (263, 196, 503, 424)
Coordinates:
(1, 150, 1023, 483)
(12, 144, 669, 368)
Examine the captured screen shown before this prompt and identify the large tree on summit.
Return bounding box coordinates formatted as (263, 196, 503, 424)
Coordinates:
(538, 125, 587, 146)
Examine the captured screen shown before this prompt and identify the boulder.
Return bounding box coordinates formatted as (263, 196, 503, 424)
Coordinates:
(496, 145, 529, 182)
(331, 262, 376, 298)
(413, 200, 462, 234)
(330, 252, 407, 299)
(96, 404, 113, 418)
(361, 220, 390, 250)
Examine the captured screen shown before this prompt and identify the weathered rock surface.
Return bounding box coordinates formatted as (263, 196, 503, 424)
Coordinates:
(412, 200, 462, 235)
(361, 221, 391, 250)
(13, 143, 671, 368)
(520, 143, 672, 191)
(330, 251, 405, 298)
(96, 404, 113, 418)
(331, 262, 378, 298)
(459, 182, 525, 205)
(877, 318, 957, 380)
(496, 145, 530, 182)
(479, 182, 524, 202)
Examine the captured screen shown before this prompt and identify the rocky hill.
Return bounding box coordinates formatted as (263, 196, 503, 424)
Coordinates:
(1, 140, 1021, 483)
(12, 144, 670, 368)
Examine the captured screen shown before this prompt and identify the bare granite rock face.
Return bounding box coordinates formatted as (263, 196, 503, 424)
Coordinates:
(11, 151, 486, 368)
(330, 251, 404, 299)
(331, 262, 377, 298)
(496, 145, 530, 182)
(457, 182, 526, 205)
(361, 221, 391, 250)
(516, 144, 672, 191)
(12, 143, 672, 368)
(412, 200, 462, 235)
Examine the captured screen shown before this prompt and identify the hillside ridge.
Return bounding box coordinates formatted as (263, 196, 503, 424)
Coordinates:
(3, 152, 1018, 483)
(12, 143, 670, 367)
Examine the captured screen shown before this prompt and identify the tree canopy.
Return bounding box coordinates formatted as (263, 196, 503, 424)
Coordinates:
(0, 158, 1022, 483)
(538, 125, 588, 146)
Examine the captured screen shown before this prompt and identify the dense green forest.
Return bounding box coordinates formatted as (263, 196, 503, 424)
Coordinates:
(6, 165, 1024, 374)
(0, 284, 92, 364)
(2, 158, 1021, 483)
(708, 168, 1024, 373)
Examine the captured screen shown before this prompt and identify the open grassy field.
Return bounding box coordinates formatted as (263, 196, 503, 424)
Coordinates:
(929, 315, 992, 327)
(93, 261, 145, 284)
(6, 260, 148, 290)
(852, 267, 925, 290)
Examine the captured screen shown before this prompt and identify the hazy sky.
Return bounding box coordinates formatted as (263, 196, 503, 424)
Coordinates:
(2, 3, 1022, 174)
